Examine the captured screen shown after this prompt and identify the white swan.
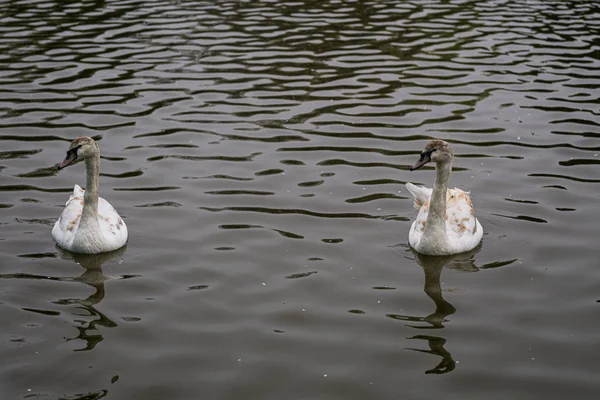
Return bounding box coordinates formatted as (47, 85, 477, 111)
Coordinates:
(406, 140, 483, 256)
(52, 137, 128, 254)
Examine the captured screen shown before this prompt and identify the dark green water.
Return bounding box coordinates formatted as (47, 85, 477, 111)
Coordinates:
(1, 0, 599, 399)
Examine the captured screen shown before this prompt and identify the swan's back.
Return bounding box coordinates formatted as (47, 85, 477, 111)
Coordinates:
(407, 183, 482, 254)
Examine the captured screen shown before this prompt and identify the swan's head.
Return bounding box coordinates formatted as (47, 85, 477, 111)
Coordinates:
(57, 136, 99, 170)
(410, 140, 453, 171)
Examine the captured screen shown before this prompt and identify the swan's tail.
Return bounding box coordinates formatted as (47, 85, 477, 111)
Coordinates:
(406, 182, 432, 210)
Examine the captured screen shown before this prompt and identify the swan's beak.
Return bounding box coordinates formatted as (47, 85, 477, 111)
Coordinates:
(57, 152, 77, 170)
(410, 153, 430, 171)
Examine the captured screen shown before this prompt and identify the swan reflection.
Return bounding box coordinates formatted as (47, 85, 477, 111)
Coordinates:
(56, 246, 128, 351)
(388, 248, 481, 374)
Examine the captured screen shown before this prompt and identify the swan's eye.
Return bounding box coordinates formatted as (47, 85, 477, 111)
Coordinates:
(421, 149, 434, 160)
(67, 145, 82, 158)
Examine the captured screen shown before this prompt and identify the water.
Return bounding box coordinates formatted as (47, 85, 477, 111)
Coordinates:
(1, 0, 599, 398)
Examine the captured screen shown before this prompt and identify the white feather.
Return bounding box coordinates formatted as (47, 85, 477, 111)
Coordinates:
(406, 182, 432, 210)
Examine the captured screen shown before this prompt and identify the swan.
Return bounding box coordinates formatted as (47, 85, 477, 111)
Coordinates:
(52, 137, 128, 254)
(406, 140, 483, 256)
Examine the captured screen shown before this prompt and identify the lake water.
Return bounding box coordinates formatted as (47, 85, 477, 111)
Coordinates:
(1, 0, 599, 399)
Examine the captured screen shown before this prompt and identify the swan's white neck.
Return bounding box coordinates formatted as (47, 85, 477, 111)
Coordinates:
(81, 153, 100, 226)
(423, 159, 452, 240)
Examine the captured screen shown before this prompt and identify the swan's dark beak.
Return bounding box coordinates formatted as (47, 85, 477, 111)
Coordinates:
(410, 152, 431, 171)
(57, 151, 77, 170)
(57, 145, 82, 170)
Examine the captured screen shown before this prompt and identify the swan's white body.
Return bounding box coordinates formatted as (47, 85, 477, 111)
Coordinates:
(407, 183, 482, 255)
(52, 184, 128, 254)
(52, 137, 128, 254)
(407, 140, 483, 256)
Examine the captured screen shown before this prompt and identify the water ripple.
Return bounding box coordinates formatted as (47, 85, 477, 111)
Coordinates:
(1, 0, 599, 398)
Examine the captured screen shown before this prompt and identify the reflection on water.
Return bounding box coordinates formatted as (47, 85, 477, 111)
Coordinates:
(1, 0, 600, 398)
(389, 249, 514, 374)
(0, 247, 130, 354)
(56, 247, 128, 352)
(388, 250, 476, 374)
(388, 251, 473, 328)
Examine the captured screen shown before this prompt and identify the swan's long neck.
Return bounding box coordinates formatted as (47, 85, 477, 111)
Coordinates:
(81, 153, 100, 224)
(424, 160, 452, 238)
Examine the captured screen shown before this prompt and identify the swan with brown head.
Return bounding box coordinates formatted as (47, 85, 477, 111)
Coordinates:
(52, 137, 128, 254)
(406, 140, 482, 255)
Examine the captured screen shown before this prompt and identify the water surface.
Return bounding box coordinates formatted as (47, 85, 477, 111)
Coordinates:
(1, 0, 599, 399)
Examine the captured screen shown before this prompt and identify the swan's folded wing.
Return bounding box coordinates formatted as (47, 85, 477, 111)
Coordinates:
(412, 199, 430, 233)
(97, 196, 128, 244)
(408, 198, 429, 249)
(53, 194, 84, 246)
(445, 188, 478, 236)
